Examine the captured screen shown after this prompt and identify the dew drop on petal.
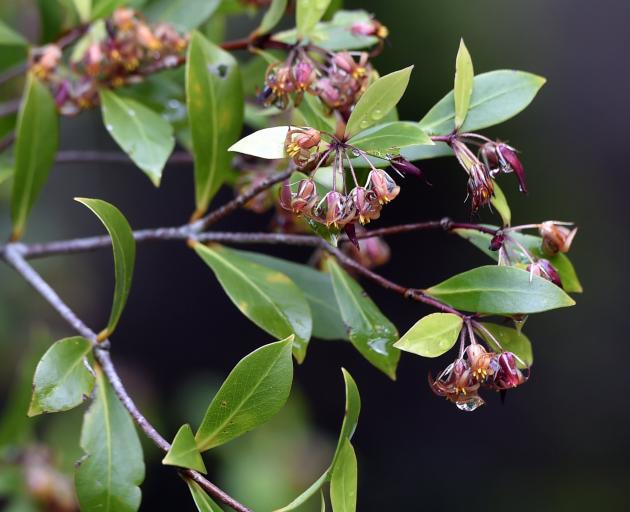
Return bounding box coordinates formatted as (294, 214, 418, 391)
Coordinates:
(456, 396, 485, 412)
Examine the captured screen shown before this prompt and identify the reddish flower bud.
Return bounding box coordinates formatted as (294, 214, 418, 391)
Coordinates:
(292, 59, 316, 91)
(389, 156, 428, 184)
(489, 232, 505, 251)
(528, 258, 562, 287)
(350, 20, 389, 39)
(481, 141, 527, 194)
(492, 352, 527, 390)
(539, 221, 578, 256)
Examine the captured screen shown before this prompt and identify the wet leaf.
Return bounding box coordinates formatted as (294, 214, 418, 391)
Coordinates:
(393, 313, 463, 358)
(477, 322, 533, 368)
(100, 90, 174, 186)
(145, 0, 220, 30)
(348, 121, 432, 154)
(253, 0, 288, 36)
(186, 480, 224, 512)
(491, 181, 511, 226)
(194, 244, 312, 361)
(297, 0, 332, 39)
(187, 32, 243, 216)
(419, 70, 546, 136)
(76, 198, 136, 339)
(195, 338, 294, 451)
(454, 228, 583, 293)
(330, 438, 357, 512)
(162, 424, 207, 473)
(11, 74, 59, 240)
(228, 126, 289, 160)
(454, 39, 474, 129)
(345, 66, 413, 137)
(232, 250, 348, 341)
(75, 367, 144, 512)
(426, 265, 576, 315)
(328, 259, 400, 379)
(28, 337, 94, 416)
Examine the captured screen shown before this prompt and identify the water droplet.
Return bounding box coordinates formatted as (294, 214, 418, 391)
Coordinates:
(371, 109, 383, 120)
(127, 109, 136, 117)
(359, 119, 370, 129)
(368, 338, 389, 356)
(456, 396, 484, 412)
(351, 149, 361, 157)
(105, 124, 113, 132)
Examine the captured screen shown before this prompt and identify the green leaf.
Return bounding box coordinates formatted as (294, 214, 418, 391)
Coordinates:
(75, 198, 136, 339)
(328, 259, 399, 379)
(11, 74, 59, 240)
(145, 0, 220, 30)
(0, 156, 13, 187)
(393, 313, 463, 358)
(28, 337, 94, 417)
(253, 0, 288, 36)
(400, 142, 453, 162)
(454, 39, 474, 129)
(419, 70, 546, 136)
(228, 126, 289, 160)
(425, 265, 576, 315)
(91, 0, 125, 19)
(0, 20, 28, 46)
(274, 368, 360, 512)
(162, 424, 207, 473)
(320, 490, 327, 512)
(345, 66, 413, 137)
(477, 322, 533, 368)
(348, 121, 432, 155)
(491, 181, 511, 226)
(297, 0, 332, 39)
(230, 250, 348, 341)
(296, 93, 337, 132)
(195, 338, 294, 451)
(75, 367, 144, 512)
(187, 32, 243, 216)
(454, 228, 583, 293)
(72, 0, 91, 21)
(100, 90, 175, 186)
(194, 244, 312, 362)
(186, 480, 224, 512)
(330, 438, 357, 512)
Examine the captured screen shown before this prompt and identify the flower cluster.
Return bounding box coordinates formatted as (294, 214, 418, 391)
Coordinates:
(30, 7, 187, 115)
(430, 343, 528, 411)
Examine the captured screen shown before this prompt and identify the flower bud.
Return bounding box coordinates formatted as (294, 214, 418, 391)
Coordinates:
(112, 7, 136, 31)
(319, 191, 346, 228)
(350, 20, 389, 39)
(489, 232, 505, 251)
(349, 187, 381, 224)
(292, 59, 316, 91)
(528, 258, 562, 287)
(481, 141, 527, 194)
(366, 169, 400, 204)
(493, 352, 527, 390)
(389, 156, 428, 184)
(539, 221, 577, 256)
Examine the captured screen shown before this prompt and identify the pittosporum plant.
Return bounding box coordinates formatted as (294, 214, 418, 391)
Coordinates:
(0, 0, 581, 510)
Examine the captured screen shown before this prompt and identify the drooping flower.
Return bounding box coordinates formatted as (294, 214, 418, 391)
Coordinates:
(429, 359, 485, 412)
(539, 221, 578, 256)
(481, 141, 527, 194)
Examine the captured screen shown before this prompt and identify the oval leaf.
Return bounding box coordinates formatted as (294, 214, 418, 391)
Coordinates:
(345, 66, 413, 137)
(11, 74, 59, 240)
(348, 121, 432, 154)
(228, 126, 290, 160)
(194, 243, 312, 362)
(328, 258, 400, 379)
(419, 70, 546, 136)
(477, 322, 533, 368)
(297, 0, 332, 39)
(330, 438, 357, 512)
(425, 265, 576, 315)
(187, 32, 243, 216)
(100, 90, 175, 186)
(195, 338, 294, 451)
(491, 181, 511, 226)
(76, 198, 136, 339)
(186, 480, 224, 512)
(393, 313, 463, 358)
(75, 367, 145, 512)
(231, 249, 348, 341)
(162, 424, 207, 474)
(253, 0, 288, 36)
(454, 39, 474, 129)
(28, 337, 94, 417)
(145, 0, 220, 30)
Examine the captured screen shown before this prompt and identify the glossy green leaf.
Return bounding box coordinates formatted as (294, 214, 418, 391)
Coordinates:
(330, 438, 357, 512)
(75, 368, 144, 512)
(328, 259, 399, 379)
(11, 74, 59, 240)
(100, 90, 174, 186)
(228, 126, 289, 160)
(348, 121, 432, 155)
(253, 0, 288, 36)
(230, 250, 348, 341)
(186, 480, 224, 512)
(72, 0, 91, 21)
(491, 181, 511, 226)
(345, 66, 413, 137)
(194, 244, 312, 361)
(0, 20, 28, 46)
(296, 93, 337, 132)
(76, 198, 136, 339)
(162, 424, 207, 473)
(195, 338, 294, 451)
(454, 39, 474, 129)
(419, 70, 546, 136)
(400, 142, 453, 162)
(91, 0, 125, 19)
(393, 313, 463, 358)
(454, 228, 582, 293)
(297, 0, 332, 39)
(477, 322, 533, 368)
(426, 265, 576, 315)
(274, 368, 360, 512)
(145, 0, 220, 30)
(28, 337, 94, 417)
(187, 32, 243, 216)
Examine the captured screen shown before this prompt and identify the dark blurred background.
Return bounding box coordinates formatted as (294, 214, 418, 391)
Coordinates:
(1, 0, 629, 511)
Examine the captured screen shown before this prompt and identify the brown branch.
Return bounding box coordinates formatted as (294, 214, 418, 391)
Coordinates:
(1, 244, 253, 512)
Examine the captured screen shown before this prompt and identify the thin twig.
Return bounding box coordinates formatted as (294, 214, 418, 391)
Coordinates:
(1, 244, 253, 512)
